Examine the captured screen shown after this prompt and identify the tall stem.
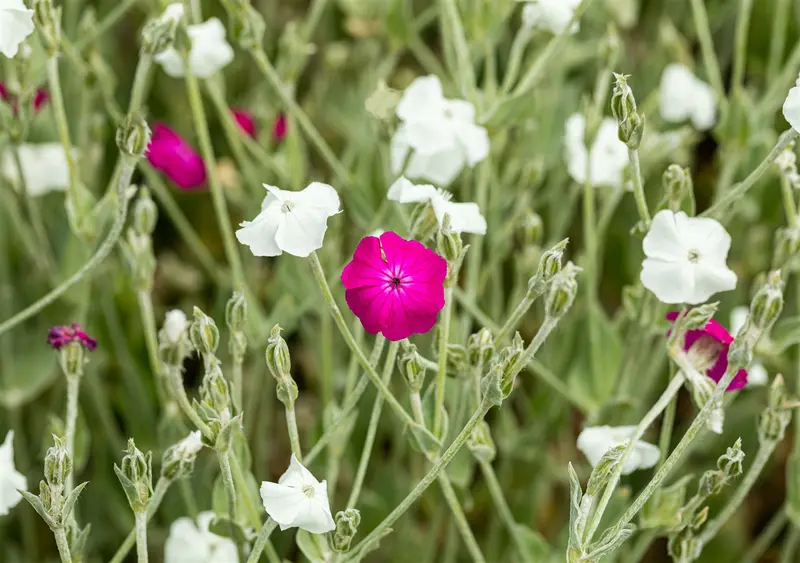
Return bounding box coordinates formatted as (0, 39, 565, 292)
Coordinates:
(284, 406, 302, 461)
(246, 520, 279, 563)
(165, 366, 214, 440)
(741, 504, 788, 563)
(134, 510, 149, 563)
(478, 459, 533, 562)
(217, 450, 244, 562)
(137, 290, 170, 409)
(628, 149, 650, 227)
(767, 0, 791, 82)
(64, 374, 81, 494)
(45, 57, 79, 192)
(53, 527, 73, 563)
(434, 287, 453, 438)
(689, 0, 725, 95)
(110, 478, 172, 563)
(436, 473, 487, 563)
(731, 0, 754, 92)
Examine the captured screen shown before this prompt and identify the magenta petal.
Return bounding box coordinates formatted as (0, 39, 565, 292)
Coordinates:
(33, 89, 49, 112)
(146, 123, 207, 191)
(273, 113, 287, 143)
(381, 298, 412, 341)
(345, 286, 389, 334)
(232, 109, 257, 138)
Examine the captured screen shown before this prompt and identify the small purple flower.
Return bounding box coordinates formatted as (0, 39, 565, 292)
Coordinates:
(48, 323, 97, 351)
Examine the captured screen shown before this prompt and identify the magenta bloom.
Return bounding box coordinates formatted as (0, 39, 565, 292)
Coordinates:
(48, 323, 97, 351)
(146, 123, 207, 191)
(272, 113, 287, 143)
(232, 109, 257, 138)
(342, 231, 447, 341)
(0, 82, 49, 113)
(666, 311, 747, 390)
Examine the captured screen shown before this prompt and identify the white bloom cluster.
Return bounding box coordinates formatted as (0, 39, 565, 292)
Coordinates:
(154, 12, 234, 78)
(388, 176, 487, 235)
(659, 64, 716, 131)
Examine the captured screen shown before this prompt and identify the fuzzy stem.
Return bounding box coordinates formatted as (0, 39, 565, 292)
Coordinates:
(434, 287, 454, 438)
(782, 175, 798, 225)
(284, 406, 303, 461)
(110, 478, 172, 563)
(478, 459, 533, 562)
(217, 450, 244, 561)
(347, 341, 400, 509)
(45, 57, 79, 193)
(439, 0, 476, 101)
(698, 439, 782, 546)
(246, 520, 279, 563)
(767, 0, 791, 82)
(741, 504, 788, 563)
(137, 290, 171, 411)
(410, 391, 426, 427)
(134, 510, 148, 563)
(495, 286, 544, 345)
(689, 0, 725, 95)
(165, 366, 214, 440)
(0, 158, 135, 336)
(731, 0, 754, 92)
(53, 527, 73, 563)
(628, 148, 651, 227)
(64, 374, 81, 494)
(437, 473, 487, 563)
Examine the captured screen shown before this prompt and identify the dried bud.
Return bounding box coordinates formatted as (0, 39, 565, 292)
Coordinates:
(265, 324, 291, 381)
(225, 292, 248, 334)
(400, 343, 426, 393)
(333, 508, 361, 552)
(467, 328, 495, 367)
(663, 164, 693, 211)
(545, 262, 581, 320)
(717, 438, 745, 479)
(467, 421, 496, 463)
(749, 270, 784, 334)
(132, 188, 158, 236)
(116, 113, 152, 158)
(190, 307, 220, 357)
(44, 435, 72, 489)
(114, 439, 153, 511)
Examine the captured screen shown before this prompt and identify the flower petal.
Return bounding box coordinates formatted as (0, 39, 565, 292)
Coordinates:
(688, 262, 737, 304)
(431, 197, 487, 235)
(396, 75, 446, 122)
(387, 176, 438, 203)
(643, 210, 687, 261)
(260, 482, 305, 528)
(405, 146, 466, 186)
(640, 258, 695, 304)
(235, 208, 283, 257)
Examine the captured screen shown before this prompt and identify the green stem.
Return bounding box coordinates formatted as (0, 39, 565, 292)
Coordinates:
(217, 450, 244, 561)
(741, 504, 787, 563)
(703, 129, 800, 220)
(344, 399, 494, 562)
(285, 406, 303, 461)
(439, 0, 476, 101)
(134, 510, 148, 563)
(110, 478, 172, 563)
(410, 391, 426, 427)
(232, 355, 243, 412)
(72, 0, 139, 52)
(165, 366, 214, 440)
(767, 0, 791, 82)
(658, 391, 678, 466)
(0, 157, 136, 336)
(308, 252, 435, 443)
(436, 473, 486, 563)
(495, 287, 544, 345)
(137, 290, 170, 409)
(698, 439, 781, 546)
(182, 64, 248, 296)
(731, 0, 754, 92)
(689, 0, 725, 95)
(53, 527, 73, 563)
(583, 372, 685, 544)
(246, 520, 279, 563)
(45, 57, 79, 192)
(782, 175, 798, 225)
(499, 28, 532, 96)
(64, 374, 81, 494)
(434, 287, 454, 438)
(346, 341, 400, 509)
(628, 149, 650, 227)
(478, 459, 533, 563)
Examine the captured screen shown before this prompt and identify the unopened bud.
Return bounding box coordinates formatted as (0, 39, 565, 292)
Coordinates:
(545, 261, 581, 320)
(532, 238, 568, 296)
(115, 439, 153, 511)
(133, 188, 158, 236)
(467, 328, 495, 367)
(611, 73, 645, 149)
(116, 113, 152, 158)
(400, 344, 426, 393)
(683, 302, 719, 331)
(200, 360, 232, 415)
(161, 431, 203, 480)
(32, 0, 62, 54)
(44, 436, 72, 489)
(663, 164, 693, 212)
(190, 307, 220, 357)
(467, 421, 496, 463)
(773, 226, 800, 269)
(498, 333, 525, 398)
(225, 291, 248, 334)
(749, 270, 785, 334)
(436, 215, 466, 284)
(265, 325, 291, 381)
(333, 508, 361, 552)
(759, 375, 793, 443)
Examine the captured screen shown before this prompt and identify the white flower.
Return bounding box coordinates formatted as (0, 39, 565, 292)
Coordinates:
(154, 17, 234, 78)
(0, 431, 27, 516)
(640, 210, 737, 305)
(576, 425, 659, 475)
(1, 143, 73, 196)
(390, 75, 489, 186)
(164, 512, 238, 563)
(175, 431, 203, 458)
(236, 182, 341, 258)
(564, 114, 629, 187)
(783, 76, 800, 132)
(521, 0, 581, 35)
(730, 306, 769, 386)
(260, 454, 335, 534)
(659, 64, 716, 131)
(0, 0, 34, 58)
(164, 309, 188, 344)
(387, 176, 487, 234)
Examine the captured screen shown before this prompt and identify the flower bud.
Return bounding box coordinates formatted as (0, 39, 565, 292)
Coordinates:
(498, 333, 525, 398)
(116, 113, 152, 158)
(190, 307, 220, 357)
(467, 328, 495, 367)
(532, 238, 569, 296)
(663, 164, 693, 212)
(400, 343, 426, 393)
(225, 292, 248, 334)
(436, 215, 466, 284)
(115, 439, 153, 511)
(545, 262, 581, 320)
(141, 3, 184, 54)
(44, 436, 72, 489)
(133, 188, 158, 236)
(333, 508, 361, 552)
(32, 0, 62, 54)
(199, 360, 232, 415)
(227, 4, 266, 50)
(276, 378, 299, 409)
(759, 375, 793, 444)
(467, 421, 496, 463)
(683, 302, 719, 331)
(265, 324, 291, 381)
(749, 270, 785, 334)
(161, 431, 203, 480)
(773, 226, 800, 270)
(611, 73, 645, 149)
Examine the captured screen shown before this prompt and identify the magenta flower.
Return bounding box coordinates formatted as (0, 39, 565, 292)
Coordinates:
(232, 109, 256, 138)
(341, 231, 447, 341)
(48, 323, 97, 351)
(0, 82, 48, 113)
(273, 113, 287, 143)
(146, 123, 207, 191)
(666, 311, 747, 390)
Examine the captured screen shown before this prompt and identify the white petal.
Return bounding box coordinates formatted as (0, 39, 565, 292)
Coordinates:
(521, 0, 579, 34)
(564, 114, 589, 184)
(687, 262, 737, 305)
(682, 215, 732, 259)
(690, 80, 717, 131)
(640, 258, 695, 304)
(0, 430, 27, 516)
(235, 208, 283, 257)
(292, 182, 341, 216)
(659, 64, 697, 124)
(387, 176, 438, 203)
(642, 210, 687, 261)
(396, 75, 447, 122)
(623, 442, 660, 475)
(279, 453, 320, 488)
(432, 197, 487, 235)
(162, 3, 185, 23)
(576, 426, 617, 468)
(154, 47, 186, 77)
(707, 408, 724, 434)
(260, 481, 305, 528)
(405, 146, 466, 186)
(404, 118, 458, 155)
(274, 205, 329, 257)
(187, 19, 234, 78)
(444, 99, 477, 123)
(291, 482, 335, 534)
(784, 84, 800, 133)
(164, 517, 211, 563)
(164, 310, 188, 344)
(0, 2, 35, 59)
(576, 426, 658, 475)
(747, 362, 769, 386)
(2, 143, 73, 196)
(390, 126, 411, 174)
(458, 122, 490, 166)
(588, 119, 628, 187)
(729, 306, 750, 335)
